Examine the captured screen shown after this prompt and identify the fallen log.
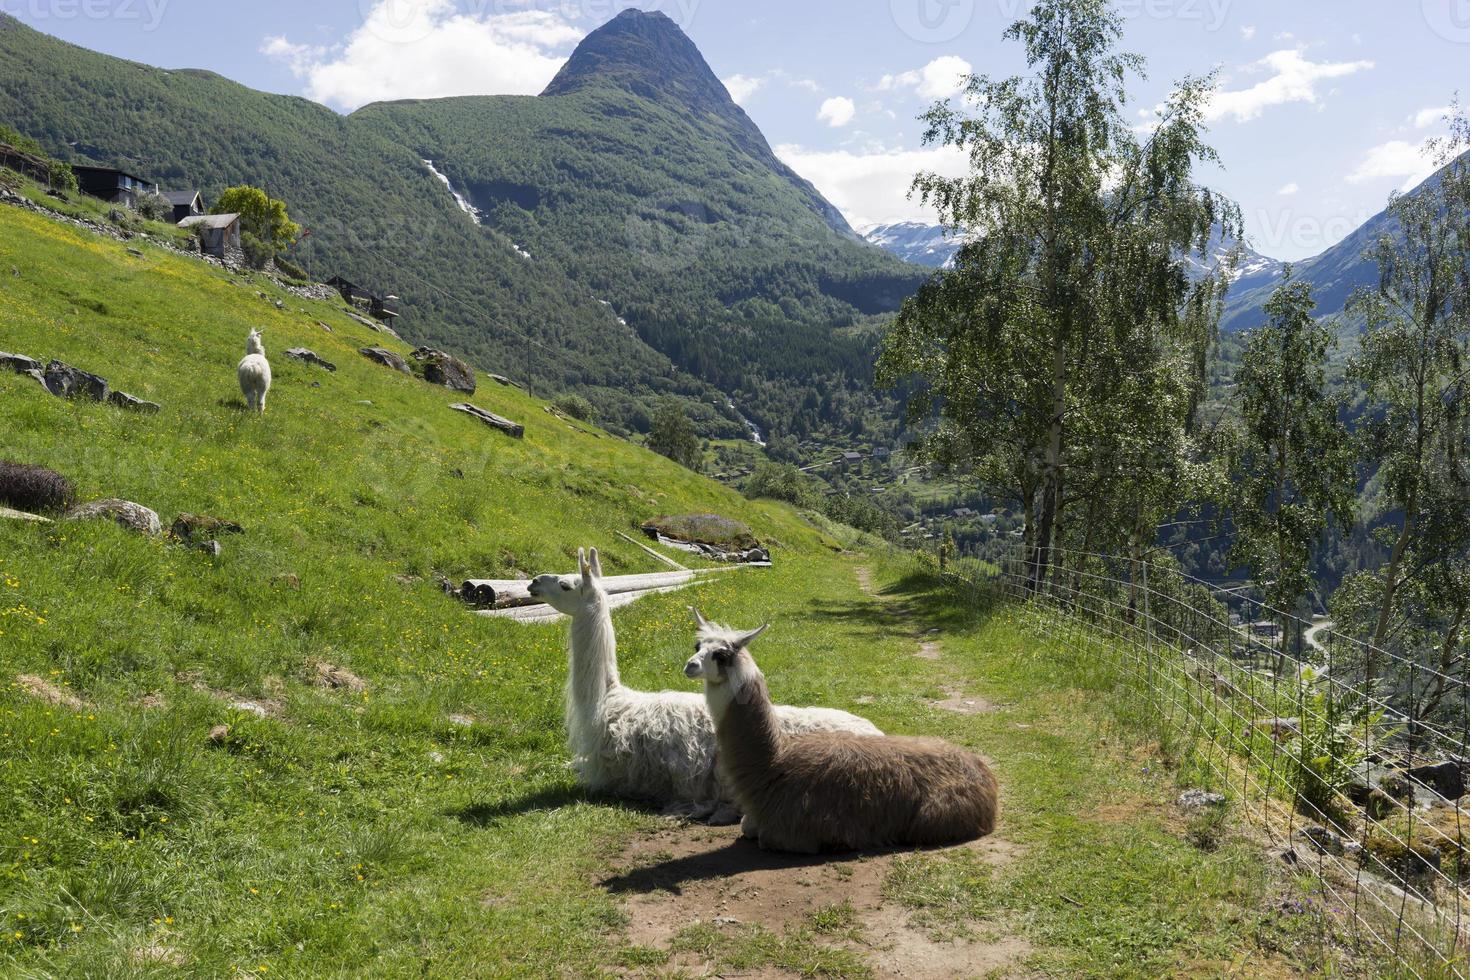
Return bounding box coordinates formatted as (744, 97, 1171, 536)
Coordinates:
(615, 530, 688, 571)
(450, 402, 524, 438)
(461, 565, 752, 609)
(476, 582, 699, 623)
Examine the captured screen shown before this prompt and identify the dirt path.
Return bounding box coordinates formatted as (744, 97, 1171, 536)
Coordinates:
(604, 824, 1029, 978)
(598, 562, 1031, 977)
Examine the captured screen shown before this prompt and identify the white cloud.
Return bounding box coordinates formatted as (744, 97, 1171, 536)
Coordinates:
(773, 143, 968, 229)
(818, 96, 857, 127)
(1240, 25, 1256, 40)
(1413, 105, 1452, 129)
(877, 55, 973, 100)
(1277, 182, 1299, 196)
(262, 0, 581, 112)
(722, 74, 765, 105)
(1205, 49, 1373, 123)
(1347, 139, 1438, 190)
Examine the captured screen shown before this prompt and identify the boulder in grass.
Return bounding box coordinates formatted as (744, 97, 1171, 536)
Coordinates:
(359, 347, 410, 374)
(107, 390, 162, 413)
(170, 513, 244, 542)
(66, 498, 162, 536)
(410, 347, 476, 393)
(0, 351, 42, 375)
(43, 360, 109, 401)
(285, 348, 337, 372)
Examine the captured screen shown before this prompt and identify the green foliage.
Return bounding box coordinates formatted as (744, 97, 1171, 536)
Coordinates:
(212, 184, 299, 250)
(551, 393, 596, 424)
(1283, 665, 1380, 826)
(45, 158, 75, 193)
(744, 461, 897, 538)
(133, 190, 171, 222)
(238, 230, 274, 270)
(1340, 108, 1470, 679)
(647, 398, 702, 471)
(1225, 267, 1355, 618)
(877, 0, 1239, 572)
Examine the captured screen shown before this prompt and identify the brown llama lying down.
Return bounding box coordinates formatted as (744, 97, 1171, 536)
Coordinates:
(684, 614, 998, 853)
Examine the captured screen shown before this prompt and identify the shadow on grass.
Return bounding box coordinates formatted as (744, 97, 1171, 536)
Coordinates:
(804, 569, 1002, 641)
(600, 837, 848, 896)
(449, 784, 658, 826)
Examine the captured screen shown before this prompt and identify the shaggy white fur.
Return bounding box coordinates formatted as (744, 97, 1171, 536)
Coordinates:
(527, 548, 879, 822)
(238, 329, 272, 413)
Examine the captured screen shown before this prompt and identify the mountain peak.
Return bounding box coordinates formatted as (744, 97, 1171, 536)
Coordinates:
(541, 9, 731, 114)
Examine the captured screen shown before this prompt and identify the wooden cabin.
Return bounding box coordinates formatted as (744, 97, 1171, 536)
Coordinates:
(72, 165, 158, 206)
(178, 212, 242, 260)
(162, 190, 204, 223)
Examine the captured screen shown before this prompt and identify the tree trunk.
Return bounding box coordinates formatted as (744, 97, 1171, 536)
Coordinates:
(1033, 335, 1068, 592)
(1418, 598, 1468, 720)
(1369, 502, 1416, 684)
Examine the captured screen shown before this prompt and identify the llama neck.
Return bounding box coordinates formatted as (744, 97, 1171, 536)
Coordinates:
(710, 662, 781, 775)
(567, 593, 620, 711)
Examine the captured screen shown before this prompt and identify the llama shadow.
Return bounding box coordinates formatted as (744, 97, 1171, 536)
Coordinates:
(217, 397, 251, 412)
(449, 785, 656, 827)
(600, 836, 850, 896)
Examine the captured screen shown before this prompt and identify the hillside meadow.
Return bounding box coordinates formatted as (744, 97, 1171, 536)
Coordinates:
(0, 200, 1377, 977)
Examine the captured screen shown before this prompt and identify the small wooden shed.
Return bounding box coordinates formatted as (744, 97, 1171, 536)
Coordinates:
(179, 212, 242, 260)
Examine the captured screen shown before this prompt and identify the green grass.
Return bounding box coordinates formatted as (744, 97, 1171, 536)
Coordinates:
(0, 200, 1363, 976)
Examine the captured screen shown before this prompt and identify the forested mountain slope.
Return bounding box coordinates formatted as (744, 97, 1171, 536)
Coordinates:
(0, 9, 922, 439)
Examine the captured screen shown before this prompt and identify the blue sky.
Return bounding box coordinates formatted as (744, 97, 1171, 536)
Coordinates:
(5, 0, 1468, 260)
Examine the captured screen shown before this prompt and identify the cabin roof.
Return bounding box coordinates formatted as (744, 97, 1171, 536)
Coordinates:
(162, 190, 202, 206)
(178, 212, 239, 230)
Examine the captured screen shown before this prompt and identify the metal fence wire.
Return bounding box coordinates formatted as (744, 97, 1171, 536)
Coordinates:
(950, 543, 1470, 978)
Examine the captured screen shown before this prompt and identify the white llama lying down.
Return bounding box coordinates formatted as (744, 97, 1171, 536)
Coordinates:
(686, 622, 998, 853)
(527, 548, 880, 822)
(238, 328, 272, 413)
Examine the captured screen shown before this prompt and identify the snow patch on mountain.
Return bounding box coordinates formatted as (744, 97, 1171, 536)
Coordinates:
(861, 221, 961, 268)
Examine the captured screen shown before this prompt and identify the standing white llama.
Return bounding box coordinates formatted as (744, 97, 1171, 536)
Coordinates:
(527, 547, 879, 822)
(238, 328, 272, 413)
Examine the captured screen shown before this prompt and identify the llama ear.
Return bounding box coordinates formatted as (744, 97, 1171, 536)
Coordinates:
(589, 548, 603, 581)
(691, 607, 709, 629)
(734, 623, 769, 649)
(577, 547, 588, 579)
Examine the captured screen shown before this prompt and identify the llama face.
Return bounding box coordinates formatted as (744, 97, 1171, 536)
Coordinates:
(684, 640, 735, 683)
(685, 615, 769, 684)
(528, 573, 589, 614)
(528, 546, 605, 614)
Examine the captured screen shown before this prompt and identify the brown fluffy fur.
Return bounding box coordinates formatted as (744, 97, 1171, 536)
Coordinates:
(703, 646, 998, 854)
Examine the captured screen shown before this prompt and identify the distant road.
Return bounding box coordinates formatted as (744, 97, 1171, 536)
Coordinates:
(1304, 619, 1335, 654)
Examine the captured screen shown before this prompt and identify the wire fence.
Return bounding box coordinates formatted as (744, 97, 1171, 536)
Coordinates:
(948, 543, 1470, 978)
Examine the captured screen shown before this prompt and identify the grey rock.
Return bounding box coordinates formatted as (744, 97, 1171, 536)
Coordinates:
(197, 539, 223, 557)
(42, 360, 109, 401)
(66, 498, 161, 535)
(126, 247, 143, 258)
(106, 390, 161, 413)
(359, 347, 410, 374)
(0, 350, 41, 374)
(1406, 761, 1466, 801)
(170, 513, 244, 542)
(410, 347, 476, 393)
(1177, 789, 1227, 810)
(284, 347, 337, 372)
(1294, 825, 1348, 857)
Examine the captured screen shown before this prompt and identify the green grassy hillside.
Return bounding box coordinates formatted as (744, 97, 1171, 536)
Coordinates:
(0, 201, 1352, 977)
(0, 9, 921, 444)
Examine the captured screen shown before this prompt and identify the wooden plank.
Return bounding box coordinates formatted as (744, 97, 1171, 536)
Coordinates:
(615, 530, 688, 571)
(449, 402, 524, 438)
